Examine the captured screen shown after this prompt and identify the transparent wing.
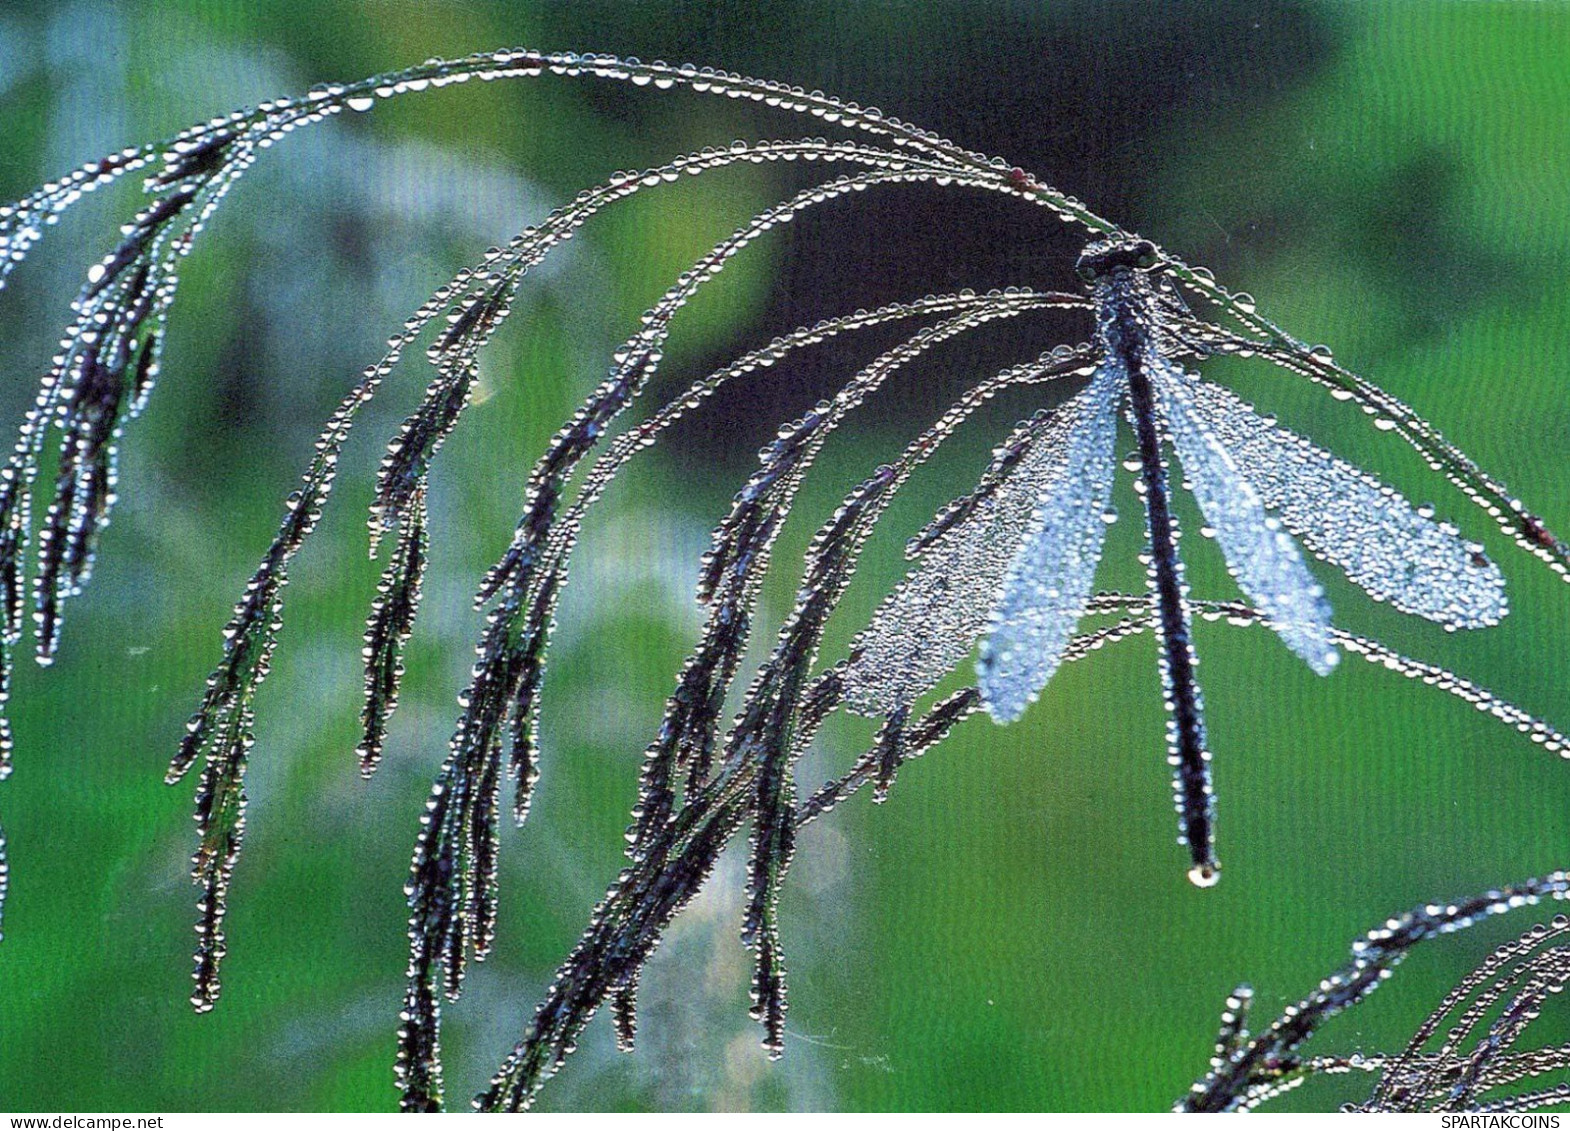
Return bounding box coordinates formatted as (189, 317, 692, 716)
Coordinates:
(1153, 359, 1339, 675)
(841, 375, 1111, 717)
(975, 363, 1121, 722)
(1183, 377, 1507, 628)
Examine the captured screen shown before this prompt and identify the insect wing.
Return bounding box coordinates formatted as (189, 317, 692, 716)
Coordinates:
(842, 376, 1112, 717)
(1153, 359, 1339, 675)
(1182, 377, 1507, 628)
(976, 363, 1121, 722)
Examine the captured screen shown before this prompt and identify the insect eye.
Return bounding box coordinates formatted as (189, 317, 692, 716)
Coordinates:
(1134, 242, 1159, 269)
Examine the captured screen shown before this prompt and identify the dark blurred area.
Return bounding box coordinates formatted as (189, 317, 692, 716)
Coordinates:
(527, 0, 1344, 464)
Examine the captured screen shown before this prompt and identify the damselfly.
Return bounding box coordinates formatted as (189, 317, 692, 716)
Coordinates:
(844, 236, 1509, 886)
(0, 49, 1566, 1111)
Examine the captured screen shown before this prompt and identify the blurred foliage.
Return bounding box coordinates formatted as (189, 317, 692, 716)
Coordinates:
(0, 0, 1566, 1113)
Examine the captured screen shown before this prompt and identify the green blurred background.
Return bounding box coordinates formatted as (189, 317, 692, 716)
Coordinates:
(0, 0, 1567, 1113)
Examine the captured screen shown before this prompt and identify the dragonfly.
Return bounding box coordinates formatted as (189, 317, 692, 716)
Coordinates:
(841, 235, 1508, 887)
